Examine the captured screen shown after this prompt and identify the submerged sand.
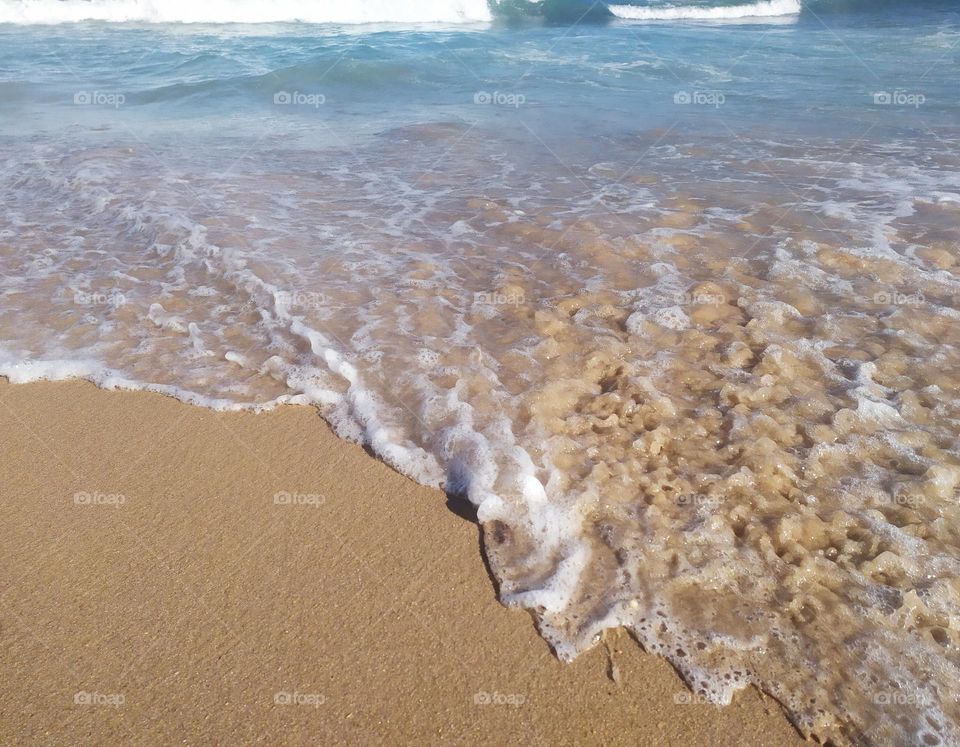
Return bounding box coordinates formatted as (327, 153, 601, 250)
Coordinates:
(0, 378, 802, 744)
(5, 134, 960, 745)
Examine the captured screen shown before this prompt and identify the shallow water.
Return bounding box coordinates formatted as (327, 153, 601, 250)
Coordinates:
(2, 2, 959, 744)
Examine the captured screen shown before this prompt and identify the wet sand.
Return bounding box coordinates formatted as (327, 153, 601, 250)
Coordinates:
(0, 378, 804, 745)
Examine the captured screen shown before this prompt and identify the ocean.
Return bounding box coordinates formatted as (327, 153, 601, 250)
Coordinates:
(1, 1, 959, 743)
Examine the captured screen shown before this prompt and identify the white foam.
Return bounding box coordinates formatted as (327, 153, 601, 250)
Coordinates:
(504, 541, 592, 617)
(609, 0, 800, 22)
(653, 305, 690, 330)
(0, 351, 264, 410)
(147, 303, 187, 333)
(0, 0, 493, 25)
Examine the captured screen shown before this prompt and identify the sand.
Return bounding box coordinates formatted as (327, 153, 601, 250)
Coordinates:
(0, 378, 804, 745)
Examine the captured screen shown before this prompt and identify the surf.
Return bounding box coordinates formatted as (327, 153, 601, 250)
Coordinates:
(0, 0, 495, 25)
(0, 0, 805, 25)
(608, 0, 801, 21)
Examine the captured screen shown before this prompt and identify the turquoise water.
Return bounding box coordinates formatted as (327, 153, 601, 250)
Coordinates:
(2, 2, 959, 745)
(1, 1, 958, 141)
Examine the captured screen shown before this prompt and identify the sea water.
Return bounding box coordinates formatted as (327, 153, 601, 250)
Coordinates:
(1, 1, 959, 743)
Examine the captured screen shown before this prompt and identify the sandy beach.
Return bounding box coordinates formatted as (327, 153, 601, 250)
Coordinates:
(2, 2, 958, 742)
(0, 378, 804, 744)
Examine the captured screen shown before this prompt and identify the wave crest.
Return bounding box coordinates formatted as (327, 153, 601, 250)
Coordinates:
(608, 0, 801, 21)
(0, 0, 494, 25)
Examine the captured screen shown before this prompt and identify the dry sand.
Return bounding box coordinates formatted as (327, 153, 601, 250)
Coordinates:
(0, 378, 805, 745)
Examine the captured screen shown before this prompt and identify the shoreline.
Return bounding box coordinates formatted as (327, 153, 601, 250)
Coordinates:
(0, 377, 803, 744)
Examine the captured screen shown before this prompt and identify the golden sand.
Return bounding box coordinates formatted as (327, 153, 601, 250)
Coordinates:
(0, 378, 803, 745)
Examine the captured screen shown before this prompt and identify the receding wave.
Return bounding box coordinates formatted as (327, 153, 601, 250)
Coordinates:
(4, 126, 960, 746)
(0, 0, 494, 25)
(609, 0, 800, 21)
